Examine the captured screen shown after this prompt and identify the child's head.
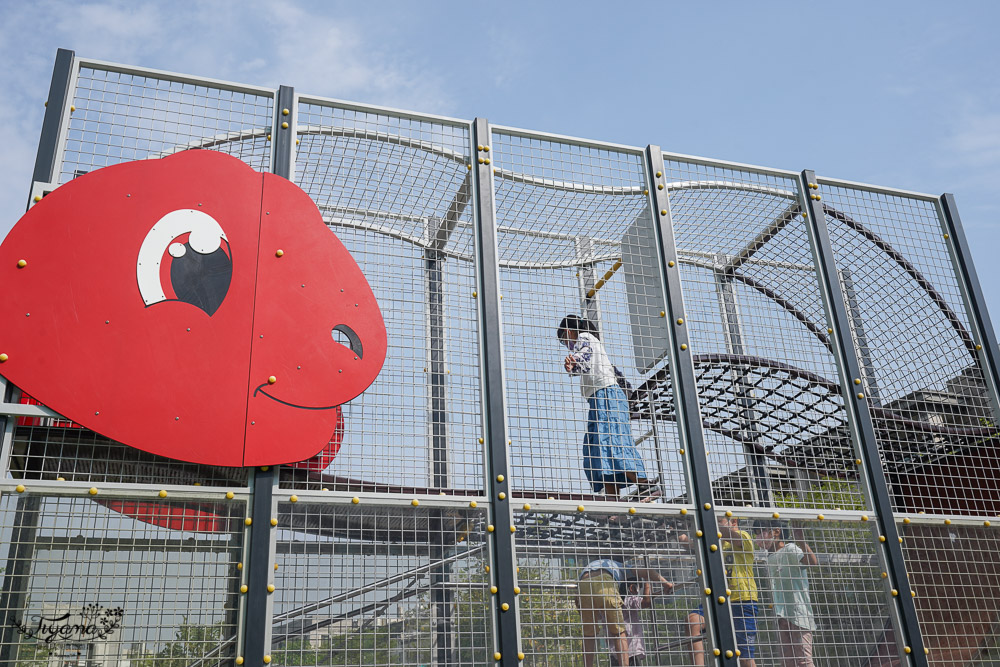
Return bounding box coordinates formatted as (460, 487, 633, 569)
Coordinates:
(753, 520, 787, 552)
(557, 314, 599, 347)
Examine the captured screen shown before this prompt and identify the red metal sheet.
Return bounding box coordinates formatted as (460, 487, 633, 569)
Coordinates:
(0, 150, 385, 467)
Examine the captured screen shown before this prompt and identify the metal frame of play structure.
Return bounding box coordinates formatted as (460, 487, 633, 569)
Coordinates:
(0, 48, 999, 666)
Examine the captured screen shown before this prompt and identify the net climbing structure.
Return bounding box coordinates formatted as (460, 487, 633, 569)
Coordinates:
(0, 49, 998, 666)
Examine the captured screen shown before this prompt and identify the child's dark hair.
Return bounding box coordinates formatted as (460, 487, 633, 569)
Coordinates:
(557, 314, 600, 341)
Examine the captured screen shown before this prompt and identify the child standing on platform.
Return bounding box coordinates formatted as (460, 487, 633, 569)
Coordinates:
(557, 314, 652, 497)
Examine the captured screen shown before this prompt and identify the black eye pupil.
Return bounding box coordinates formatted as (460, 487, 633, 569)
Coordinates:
(170, 242, 232, 316)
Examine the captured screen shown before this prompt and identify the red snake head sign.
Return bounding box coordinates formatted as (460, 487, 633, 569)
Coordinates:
(0, 150, 387, 466)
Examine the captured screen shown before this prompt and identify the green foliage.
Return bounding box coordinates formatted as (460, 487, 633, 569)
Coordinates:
(125, 618, 225, 667)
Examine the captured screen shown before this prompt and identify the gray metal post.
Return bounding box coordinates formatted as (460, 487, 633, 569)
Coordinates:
(646, 146, 736, 665)
(713, 265, 773, 506)
(240, 84, 296, 665)
(800, 170, 926, 664)
(0, 47, 76, 667)
(839, 268, 882, 407)
(471, 118, 521, 665)
(938, 193, 1000, 423)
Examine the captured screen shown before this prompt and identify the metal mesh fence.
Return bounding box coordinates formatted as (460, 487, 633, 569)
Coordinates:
(661, 158, 861, 511)
(285, 101, 483, 494)
(271, 500, 491, 666)
(490, 131, 685, 502)
(0, 491, 244, 665)
(7, 51, 1000, 665)
(818, 183, 1000, 517)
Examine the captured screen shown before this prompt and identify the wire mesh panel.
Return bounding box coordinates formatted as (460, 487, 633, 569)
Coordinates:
(708, 513, 903, 666)
(286, 102, 482, 494)
(271, 500, 491, 666)
(490, 130, 685, 502)
(514, 508, 702, 666)
(818, 183, 1000, 516)
(0, 491, 245, 665)
(58, 63, 274, 185)
(660, 158, 860, 511)
(900, 520, 1000, 665)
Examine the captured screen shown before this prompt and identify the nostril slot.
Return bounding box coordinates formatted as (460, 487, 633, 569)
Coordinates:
(332, 324, 363, 359)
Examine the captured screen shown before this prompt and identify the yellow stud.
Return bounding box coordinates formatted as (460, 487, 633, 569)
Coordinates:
(268, 376, 277, 384)
(245, 518, 252, 526)
(484, 158, 491, 165)
(854, 378, 861, 385)
(70, 105, 75, 112)
(15, 484, 25, 493)
(904, 646, 911, 654)
(899, 536, 903, 543)
(680, 508, 688, 515)
(275, 249, 284, 257)
(349, 496, 359, 505)
(703, 503, 711, 510)
(514, 586, 520, 594)
(717, 532, 722, 538)
(704, 587, 712, 595)
(879, 535, 886, 542)
(281, 122, 289, 129)
(236, 658, 244, 665)
(472, 291, 477, 298)
(497, 474, 504, 482)
(478, 437, 484, 444)
(944, 518, 951, 525)
(629, 507, 637, 515)
(726, 588, 732, 596)
(890, 588, 899, 596)
(718, 595, 726, 604)
(578, 505, 585, 512)
(498, 492, 506, 500)
(33, 196, 41, 203)
(881, 571, 888, 578)
(290, 494, 298, 503)
(501, 602, 509, 611)
(261, 466, 269, 471)
(911, 590, 916, 597)
(643, 189, 649, 195)
(677, 318, 684, 325)
(679, 448, 686, 455)
(89, 487, 98, 496)
(736, 649, 742, 656)
(485, 565, 490, 572)
(903, 517, 910, 524)
(487, 525, 495, 532)
(494, 652, 502, 661)
(477, 145, 484, 151)
(924, 647, 929, 654)
(976, 344, 983, 350)
(773, 512, 780, 519)
(226, 491, 235, 499)
(282, 108, 289, 116)
(158, 490, 167, 498)
(680, 344, 688, 351)
(725, 510, 733, 517)
(710, 544, 718, 552)
(523, 503, 531, 511)
(510, 525, 516, 533)
(817, 514, 824, 520)
(986, 520, 992, 527)
(483, 146, 489, 152)
(411, 499, 419, 506)
(240, 585, 248, 593)
(696, 530, 703, 537)
(714, 649, 721, 656)
(862, 515, 869, 521)
(237, 562, 243, 570)
(827, 327, 834, 334)
(660, 209, 667, 216)
(270, 518, 278, 526)
(490, 585, 498, 594)
(267, 134, 271, 141)
(478, 158, 485, 164)
(518, 652, 525, 660)
(855, 459, 862, 465)
(726, 650, 734, 658)
(660, 310, 666, 317)
(267, 584, 275, 593)
(668, 260, 675, 267)
(264, 656, 272, 664)
(856, 392, 864, 399)
(17, 259, 27, 268)
(470, 501, 478, 508)
(657, 184, 664, 190)
(274, 564, 278, 571)
(656, 171, 662, 178)
(57, 477, 65, 482)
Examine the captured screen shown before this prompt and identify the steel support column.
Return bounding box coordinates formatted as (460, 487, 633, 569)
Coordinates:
(240, 83, 295, 665)
(800, 170, 926, 665)
(939, 193, 1000, 423)
(471, 118, 521, 665)
(29, 47, 75, 205)
(646, 146, 735, 665)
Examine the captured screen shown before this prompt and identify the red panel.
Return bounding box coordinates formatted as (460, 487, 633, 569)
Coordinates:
(0, 150, 386, 467)
(243, 174, 386, 465)
(288, 406, 344, 472)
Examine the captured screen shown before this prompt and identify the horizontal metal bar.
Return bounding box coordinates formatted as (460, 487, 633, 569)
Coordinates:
(26, 536, 237, 552)
(490, 124, 645, 155)
(815, 175, 938, 201)
(0, 402, 62, 418)
(297, 124, 468, 163)
(75, 57, 277, 97)
(0, 480, 250, 500)
(297, 93, 472, 129)
(272, 489, 486, 510)
(661, 149, 800, 179)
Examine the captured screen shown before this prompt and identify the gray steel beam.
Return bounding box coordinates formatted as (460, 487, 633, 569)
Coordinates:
(939, 194, 1000, 423)
(471, 118, 521, 665)
(0, 495, 41, 667)
(800, 170, 926, 665)
(29, 47, 74, 200)
(647, 146, 736, 665)
(840, 268, 882, 407)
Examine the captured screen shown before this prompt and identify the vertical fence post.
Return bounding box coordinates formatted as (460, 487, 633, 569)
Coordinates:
(240, 84, 295, 666)
(28, 47, 75, 206)
(799, 170, 927, 665)
(938, 194, 1000, 421)
(470, 118, 521, 666)
(645, 146, 735, 665)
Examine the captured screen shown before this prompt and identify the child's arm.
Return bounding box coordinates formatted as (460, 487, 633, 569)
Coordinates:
(792, 527, 819, 566)
(566, 339, 593, 375)
(640, 580, 652, 608)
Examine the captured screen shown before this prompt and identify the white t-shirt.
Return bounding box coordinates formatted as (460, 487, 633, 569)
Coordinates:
(764, 543, 816, 632)
(568, 332, 618, 398)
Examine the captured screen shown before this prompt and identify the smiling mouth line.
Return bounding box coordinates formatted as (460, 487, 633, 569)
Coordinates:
(253, 384, 341, 411)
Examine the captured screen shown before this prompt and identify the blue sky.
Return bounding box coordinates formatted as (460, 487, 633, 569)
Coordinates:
(2, 0, 999, 316)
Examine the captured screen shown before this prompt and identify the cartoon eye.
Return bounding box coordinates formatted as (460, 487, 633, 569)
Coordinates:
(137, 209, 232, 316)
(332, 324, 363, 359)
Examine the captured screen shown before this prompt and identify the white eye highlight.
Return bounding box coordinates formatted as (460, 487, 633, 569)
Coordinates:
(137, 209, 228, 307)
